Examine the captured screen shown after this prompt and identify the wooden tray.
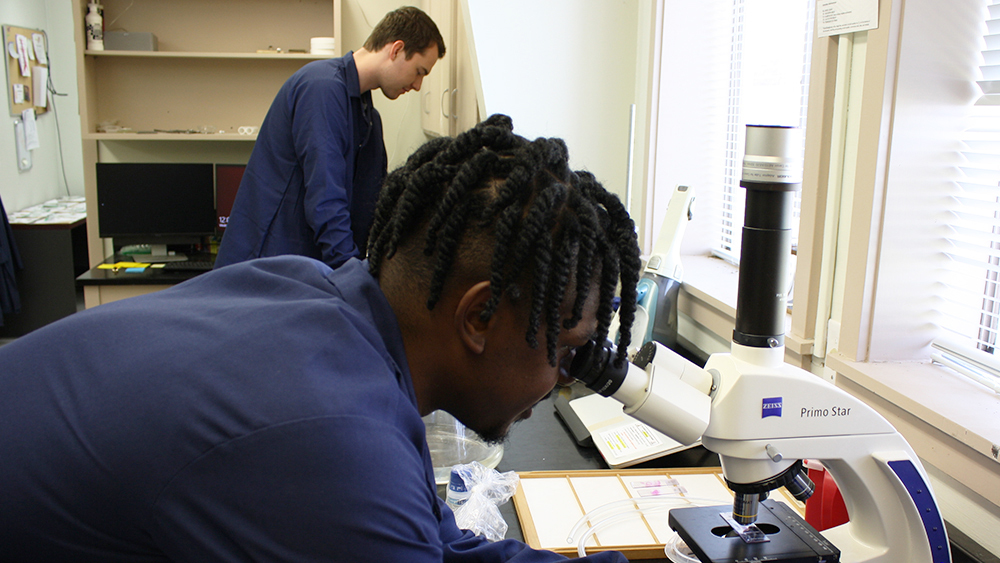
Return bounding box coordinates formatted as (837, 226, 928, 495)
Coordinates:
(512, 467, 804, 560)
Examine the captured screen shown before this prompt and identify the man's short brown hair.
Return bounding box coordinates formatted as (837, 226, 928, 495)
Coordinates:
(363, 6, 446, 59)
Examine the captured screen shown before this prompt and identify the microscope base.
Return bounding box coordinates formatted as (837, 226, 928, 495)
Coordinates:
(669, 499, 841, 563)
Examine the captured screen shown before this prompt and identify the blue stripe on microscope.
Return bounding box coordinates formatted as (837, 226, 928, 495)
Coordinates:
(887, 459, 951, 563)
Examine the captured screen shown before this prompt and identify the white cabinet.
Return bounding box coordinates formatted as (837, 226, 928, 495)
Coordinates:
(421, 0, 479, 137)
(452, 1, 479, 134)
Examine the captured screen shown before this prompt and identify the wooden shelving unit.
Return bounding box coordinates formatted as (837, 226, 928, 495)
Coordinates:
(72, 0, 342, 266)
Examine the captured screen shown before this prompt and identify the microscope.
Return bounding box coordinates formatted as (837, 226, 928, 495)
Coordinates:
(571, 125, 950, 563)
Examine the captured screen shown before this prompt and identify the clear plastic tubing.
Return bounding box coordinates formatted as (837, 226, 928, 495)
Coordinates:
(566, 495, 726, 557)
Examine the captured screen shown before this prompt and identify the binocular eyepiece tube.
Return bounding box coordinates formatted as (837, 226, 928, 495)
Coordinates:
(569, 339, 713, 448)
(569, 340, 630, 398)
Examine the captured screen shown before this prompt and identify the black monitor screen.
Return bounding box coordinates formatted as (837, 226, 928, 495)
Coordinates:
(97, 163, 216, 244)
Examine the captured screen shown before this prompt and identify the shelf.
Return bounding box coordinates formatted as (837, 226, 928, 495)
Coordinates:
(84, 132, 257, 141)
(74, 0, 343, 267)
(87, 56, 303, 134)
(85, 50, 335, 60)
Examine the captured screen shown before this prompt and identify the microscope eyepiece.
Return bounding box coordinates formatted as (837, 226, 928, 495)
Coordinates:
(569, 340, 629, 397)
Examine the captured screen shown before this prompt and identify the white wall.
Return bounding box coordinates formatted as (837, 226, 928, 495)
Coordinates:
(463, 0, 642, 202)
(0, 0, 84, 214)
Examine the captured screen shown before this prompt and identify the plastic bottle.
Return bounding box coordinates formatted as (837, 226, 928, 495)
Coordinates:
(445, 466, 471, 509)
(85, 3, 104, 51)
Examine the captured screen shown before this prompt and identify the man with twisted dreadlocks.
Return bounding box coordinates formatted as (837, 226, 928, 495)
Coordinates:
(368, 114, 641, 444)
(0, 115, 640, 562)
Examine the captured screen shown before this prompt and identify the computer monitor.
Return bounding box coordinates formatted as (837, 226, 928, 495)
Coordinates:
(215, 164, 245, 232)
(96, 163, 216, 261)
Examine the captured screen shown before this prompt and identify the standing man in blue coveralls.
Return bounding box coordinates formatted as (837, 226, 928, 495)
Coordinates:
(0, 116, 642, 562)
(214, 6, 445, 270)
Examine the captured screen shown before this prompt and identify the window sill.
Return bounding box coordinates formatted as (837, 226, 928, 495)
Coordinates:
(677, 252, 1000, 505)
(826, 354, 1000, 555)
(826, 354, 1000, 487)
(679, 253, 740, 313)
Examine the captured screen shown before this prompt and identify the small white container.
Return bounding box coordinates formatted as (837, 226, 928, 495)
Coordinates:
(310, 36, 336, 55)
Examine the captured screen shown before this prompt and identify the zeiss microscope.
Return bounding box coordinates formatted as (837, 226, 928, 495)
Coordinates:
(571, 125, 950, 563)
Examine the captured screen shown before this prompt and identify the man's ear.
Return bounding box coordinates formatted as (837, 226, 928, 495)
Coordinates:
(388, 40, 405, 61)
(455, 281, 493, 355)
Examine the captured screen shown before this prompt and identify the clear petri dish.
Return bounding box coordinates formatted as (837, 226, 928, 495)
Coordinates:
(422, 410, 504, 485)
(663, 532, 700, 563)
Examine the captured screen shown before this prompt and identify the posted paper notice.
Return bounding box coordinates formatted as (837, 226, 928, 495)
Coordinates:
(817, 0, 878, 38)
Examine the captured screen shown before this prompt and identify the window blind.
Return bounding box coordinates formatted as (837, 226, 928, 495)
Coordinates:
(718, 0, 746, 260)
(714, 0, 814, 263)
(936, 0, 1000, 389)
(651, 0, 812, 261)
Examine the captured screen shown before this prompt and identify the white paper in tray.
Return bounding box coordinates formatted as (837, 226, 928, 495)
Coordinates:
(513, 468, 805, 559)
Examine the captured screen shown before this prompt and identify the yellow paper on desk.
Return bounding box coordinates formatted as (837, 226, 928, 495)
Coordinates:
(97, 262, 150, 269)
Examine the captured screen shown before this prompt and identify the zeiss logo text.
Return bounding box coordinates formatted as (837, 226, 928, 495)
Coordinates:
(762, 397, 783, 418)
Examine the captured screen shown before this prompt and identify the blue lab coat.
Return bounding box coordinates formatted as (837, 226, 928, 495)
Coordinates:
(0, 256, 624, 563)
(215, 52, 387, 270)
(0, 194, 21, 325)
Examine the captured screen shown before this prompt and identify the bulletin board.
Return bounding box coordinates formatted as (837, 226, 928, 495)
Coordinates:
(3, 25, 49, 117)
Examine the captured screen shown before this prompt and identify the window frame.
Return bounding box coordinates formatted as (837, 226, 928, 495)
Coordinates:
(645, 0, 1000, 553)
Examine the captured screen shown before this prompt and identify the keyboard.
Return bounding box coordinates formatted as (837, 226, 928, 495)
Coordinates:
(160, 260, 216, 271)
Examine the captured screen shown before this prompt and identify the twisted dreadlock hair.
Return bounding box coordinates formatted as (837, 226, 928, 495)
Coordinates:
(368, 114, 641, 368)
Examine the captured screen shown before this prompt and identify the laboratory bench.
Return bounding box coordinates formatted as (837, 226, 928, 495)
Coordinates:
(76, 252, 216, 309)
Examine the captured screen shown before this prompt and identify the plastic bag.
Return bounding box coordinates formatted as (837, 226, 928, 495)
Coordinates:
(446, 460, 520, 542)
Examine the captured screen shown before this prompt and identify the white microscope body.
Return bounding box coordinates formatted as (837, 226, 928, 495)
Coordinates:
(701, 342, 949, 563)
(573, 332, 951, 563)
(574, 124, 950, 562)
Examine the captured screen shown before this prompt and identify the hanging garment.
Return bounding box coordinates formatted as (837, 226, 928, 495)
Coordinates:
(0, 195, 23, 326)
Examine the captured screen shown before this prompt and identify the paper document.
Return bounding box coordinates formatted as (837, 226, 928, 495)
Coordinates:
(21, 109, 39, 150)
(817, 0, 878, 37)
(32, 66, 47, 108)
(32, 33, 47, 65)
(563, 393, 695, 468)
(15, 34, 31, 76)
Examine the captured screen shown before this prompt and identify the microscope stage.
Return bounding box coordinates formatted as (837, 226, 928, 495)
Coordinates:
(668, 499, 840, 563)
